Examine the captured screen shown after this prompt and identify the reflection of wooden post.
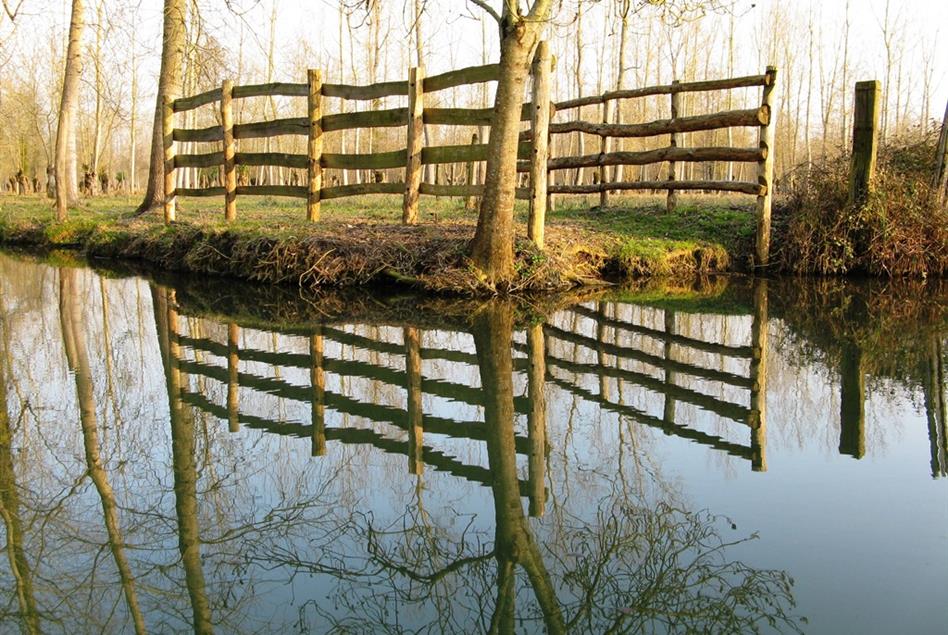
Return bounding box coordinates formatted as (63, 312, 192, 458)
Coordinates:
(307, 69, 323, 222)
(226, 323, 240, 433)
(662, 310, 677, 425)
(526, 324, 547, 517)
(749, 280, 769, 472)
(529, 41, 552, 249)
(667, 81, 681, 214)
(310, 328, 326, 457)
(596, 303, 610, 403)
(221, 79, 237, 221)
(839, 342, 866, 459)
(465, 132, 479, 210)
(403, 66, 425, 225)
(923, 337, 945, 477)
(404, 327, 423, 475)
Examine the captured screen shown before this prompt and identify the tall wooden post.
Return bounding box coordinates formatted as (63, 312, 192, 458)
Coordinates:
(404, 327, 423, 475)
(310, 329, 326, 457)
(226, 323, 240, 433)
(465, 132, 479, 211)
(221, 80, 237, 222)
(849, 80, 880, 208)
(599, 100, 614, 209)
(932, 99, 948, 206)
(162, 95, 177, 224)
(666, 81, 681, 214)
(403, 66, 425, 225)
(749, 279, 769, 472)
(662, 309, 677, 425)
(756, 66, 778, 267)
(529, 41, 552, 249)
(307, 69, 323, 222)
(526, 324, 547, 517)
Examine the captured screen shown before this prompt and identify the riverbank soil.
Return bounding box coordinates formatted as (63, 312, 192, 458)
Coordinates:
(0, 193, 752, 293)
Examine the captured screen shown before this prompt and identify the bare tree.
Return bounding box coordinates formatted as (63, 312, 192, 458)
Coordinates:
(54, 0, 85, 219)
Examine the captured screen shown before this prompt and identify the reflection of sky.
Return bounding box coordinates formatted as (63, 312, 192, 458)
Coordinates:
(1, 253, 945, 633)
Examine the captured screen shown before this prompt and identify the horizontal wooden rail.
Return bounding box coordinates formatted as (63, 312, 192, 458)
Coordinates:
(322, 79, 408, 100)
(421, 142, 532, 165)
(236, 152, 308, 169)
(176, 187, 225, 198)
(550, 180, 764, 196)
(568, 305, 753, 359)
(423, 104, 531, 127)
(173, 124, 223, 143)
(425, 63, 500, 93)
(322, 108, 409, 132)
(234, 117, 308, 139)
(548, 146, 766, 171)
(419, 183, 482, 197)
(236, 185, 308, 198)
(322, 149, 406, 170)
(173, 88, 223, 112)
(233, 82, 308, 99)
(320, 182, 404, 199)
(555, 74, 770, 110)
(175, 151, 224, 168)
(550, 106, 769, 138)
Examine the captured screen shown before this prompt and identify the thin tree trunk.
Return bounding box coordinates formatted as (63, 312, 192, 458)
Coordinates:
(54, 0, 85, 219)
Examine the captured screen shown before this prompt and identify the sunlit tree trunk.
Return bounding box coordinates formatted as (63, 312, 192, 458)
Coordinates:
(54, 0, 84, 219)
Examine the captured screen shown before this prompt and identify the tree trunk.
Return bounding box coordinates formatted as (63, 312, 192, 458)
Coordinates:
(134, 0, 186, 215)
(54, 0, 84, 220)
(469, 4, 550, 285)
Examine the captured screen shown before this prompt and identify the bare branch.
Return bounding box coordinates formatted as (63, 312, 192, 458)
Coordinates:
(469, 0, 501, 24)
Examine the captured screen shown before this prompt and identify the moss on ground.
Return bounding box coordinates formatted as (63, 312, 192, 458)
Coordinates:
(0, 192, 752, 294)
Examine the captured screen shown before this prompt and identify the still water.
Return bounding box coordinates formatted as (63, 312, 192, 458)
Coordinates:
(0, 251, 945, 634)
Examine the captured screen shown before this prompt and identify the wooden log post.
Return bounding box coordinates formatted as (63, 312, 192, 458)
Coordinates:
(221, 80, 237, 221)
(307, 69, 323, 222)
(749, 278, 769, 472)
(529, 41, 552, 249)
(162, 95, 177, 223)
(403, 67, 424, 225)
(849, 80, 880, 208)
(226, 323, 240, 433)
(666, 82, 681, 214)
(599, 99, 614, 209)
(933, 99, 948, 206)
(310, 329, 326, 457)
(755, 66, 778, 267)
(404, 327, 423, 475)
(526, 324, 547, 517)
(662, 309, 677, 425)
(465, 132, 479, 211)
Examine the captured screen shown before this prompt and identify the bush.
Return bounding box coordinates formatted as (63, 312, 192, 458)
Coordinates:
(775, 131, 948, 276)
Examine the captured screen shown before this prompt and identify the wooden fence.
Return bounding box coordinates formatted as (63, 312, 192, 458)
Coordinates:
(163, 45, 777, 263)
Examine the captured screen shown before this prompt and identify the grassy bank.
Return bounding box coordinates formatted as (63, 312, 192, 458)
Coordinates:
(0, 193, 748, 294)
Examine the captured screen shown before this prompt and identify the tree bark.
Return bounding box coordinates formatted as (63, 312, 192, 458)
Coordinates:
(134, 0, 186, 215)
(54, 0, 85, 220)
(469, 1, 552, 286)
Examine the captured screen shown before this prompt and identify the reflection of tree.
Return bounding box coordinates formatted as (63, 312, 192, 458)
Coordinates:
(59, 267, 147, 634)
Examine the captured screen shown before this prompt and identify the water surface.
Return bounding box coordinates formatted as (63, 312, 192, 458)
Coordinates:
(0, 252, 945, 633)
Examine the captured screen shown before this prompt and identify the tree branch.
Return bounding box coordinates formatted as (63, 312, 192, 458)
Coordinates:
(469, 0, 501, 24)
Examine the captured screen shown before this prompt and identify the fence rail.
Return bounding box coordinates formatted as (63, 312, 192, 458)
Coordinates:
(163, 47, 777, 264)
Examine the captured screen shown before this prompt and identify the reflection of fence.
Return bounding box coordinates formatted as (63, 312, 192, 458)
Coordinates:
(164, 288, 770, 514)
(163, 61, 546, 225)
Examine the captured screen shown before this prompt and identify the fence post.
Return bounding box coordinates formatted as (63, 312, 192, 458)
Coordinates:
(529, 41, 552, 249)
(755, 66, 778, 267)
(162, 95, 176, 223)
(526, 324, 547, 517)
(404, 327, 424, 475)
(465, 132, 479, 211)
(667, 81, 681, 214)
(310, 328, 326, 457)
(307, 69, 323, 222)
(403, 66, 425, 225)
(221, 80, 237, 222)
(749, 278, 769, 472)
(849, 80, 880, 208)
(599, 99, 613, 209)
(932, 99, 948, 205)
